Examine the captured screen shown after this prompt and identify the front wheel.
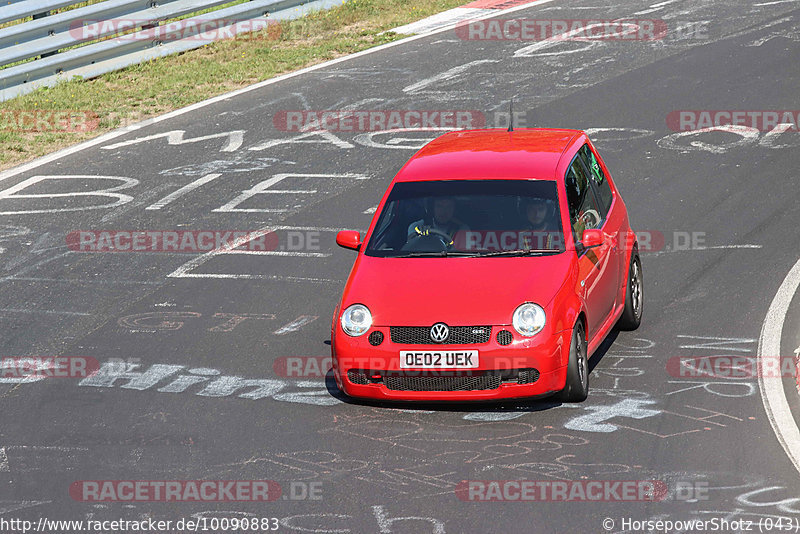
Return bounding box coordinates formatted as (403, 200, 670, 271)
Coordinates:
(617, 252, 643, 330)
(557, 320, 589, 402)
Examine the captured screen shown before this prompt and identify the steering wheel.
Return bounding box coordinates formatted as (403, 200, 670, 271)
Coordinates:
(422, 227, 454, 244)
(402, 226, 454, 251)
(579, 209, 601, 229)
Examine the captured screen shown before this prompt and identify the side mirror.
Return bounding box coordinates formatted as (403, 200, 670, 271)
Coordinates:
(336, 231, 361, 251)
(580, 229, 604, 249)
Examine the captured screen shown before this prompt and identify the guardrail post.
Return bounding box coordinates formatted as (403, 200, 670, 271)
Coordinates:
(32, 10, 57, 58)
(142, 2, 159, 45)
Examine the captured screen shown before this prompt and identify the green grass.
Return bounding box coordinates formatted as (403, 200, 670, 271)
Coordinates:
(0, 0, 464, 170)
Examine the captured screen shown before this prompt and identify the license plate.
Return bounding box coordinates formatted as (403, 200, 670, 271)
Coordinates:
(399, 350, 479, 369)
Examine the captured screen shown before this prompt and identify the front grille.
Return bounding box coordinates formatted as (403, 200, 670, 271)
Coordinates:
(390, 326, 492, 345)
(368, 331, 384, 346)
(517, 368, 540, 384)
(496, 330, 513, 345)
(347, 370, 369, 385)
(384, 373, 501, 391)
(347, 368, 538, 391)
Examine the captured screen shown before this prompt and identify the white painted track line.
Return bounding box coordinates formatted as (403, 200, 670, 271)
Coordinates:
(389, 7, 494, 35)
(758, 257, 800, 476)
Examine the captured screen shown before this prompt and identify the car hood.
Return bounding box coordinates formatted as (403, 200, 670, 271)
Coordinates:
(342, 253, 574, 326)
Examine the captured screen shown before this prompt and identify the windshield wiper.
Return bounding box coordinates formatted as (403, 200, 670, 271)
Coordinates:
(476, 248, 559, 257)
(394, 250, 480, 258)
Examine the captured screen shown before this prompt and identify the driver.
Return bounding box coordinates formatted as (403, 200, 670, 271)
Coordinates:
(407, 196, 469, 245)
(520, 197, 560, 250)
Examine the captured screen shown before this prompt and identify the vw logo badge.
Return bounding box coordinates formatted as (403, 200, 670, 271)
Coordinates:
(430, 323, 450, 343)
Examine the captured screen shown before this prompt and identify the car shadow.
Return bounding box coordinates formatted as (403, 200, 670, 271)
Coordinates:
(324, 371, 563, 413)
(588, 327, 619, 373)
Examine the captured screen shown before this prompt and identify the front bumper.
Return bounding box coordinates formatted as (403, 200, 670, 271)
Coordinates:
(332, 326, 569, 401)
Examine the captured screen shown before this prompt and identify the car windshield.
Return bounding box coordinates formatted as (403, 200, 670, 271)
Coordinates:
(364, 179, 565, 257)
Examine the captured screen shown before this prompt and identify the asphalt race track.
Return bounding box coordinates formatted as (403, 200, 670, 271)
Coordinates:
(2, 0, 800, 532)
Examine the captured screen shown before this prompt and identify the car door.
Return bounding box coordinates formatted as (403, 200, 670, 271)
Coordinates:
(565, 151, 620, 339)
(577, 143, 625, 305)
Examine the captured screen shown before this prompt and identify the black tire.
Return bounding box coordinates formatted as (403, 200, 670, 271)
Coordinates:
(557, 320, 589, 402)
(617, 252, 643, 330)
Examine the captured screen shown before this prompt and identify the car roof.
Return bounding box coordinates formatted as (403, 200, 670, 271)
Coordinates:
(394, 128, 585, 183)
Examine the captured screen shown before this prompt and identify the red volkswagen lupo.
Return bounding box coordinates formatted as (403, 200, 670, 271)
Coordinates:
(331, 128, 642, 402)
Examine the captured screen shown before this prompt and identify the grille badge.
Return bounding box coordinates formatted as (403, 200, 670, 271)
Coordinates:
(390, 326, 491, 344)
(430, 323, 450, 343)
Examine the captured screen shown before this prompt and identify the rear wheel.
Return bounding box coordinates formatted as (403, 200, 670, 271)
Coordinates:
(557, 320, 589, 402)
(618, 252, 643, 330)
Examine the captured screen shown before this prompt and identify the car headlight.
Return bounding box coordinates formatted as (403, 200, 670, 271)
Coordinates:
(512, 303, 546, 337)
(340, 304, 372, 337)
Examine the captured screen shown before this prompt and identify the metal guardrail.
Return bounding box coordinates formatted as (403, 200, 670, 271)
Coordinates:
(0, 0, 236, 62)
(0, 0, 343, 102)
(1, 0, 80, 25)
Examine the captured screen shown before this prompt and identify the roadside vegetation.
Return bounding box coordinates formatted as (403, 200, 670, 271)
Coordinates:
(0, 0, 464, 170)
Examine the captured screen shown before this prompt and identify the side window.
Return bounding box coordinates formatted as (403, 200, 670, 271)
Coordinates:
(565, 160, 602, 244)
(577, 144, 613, 215)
